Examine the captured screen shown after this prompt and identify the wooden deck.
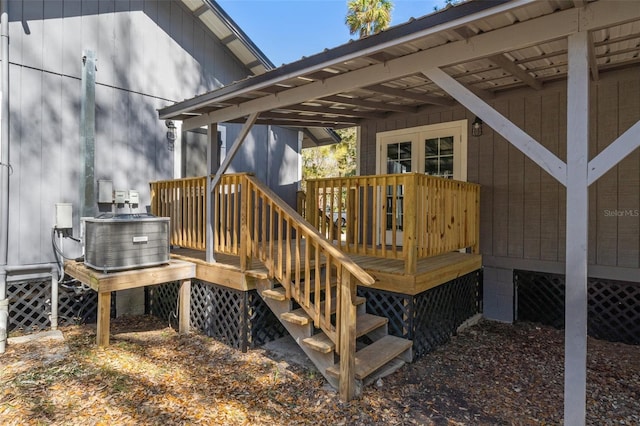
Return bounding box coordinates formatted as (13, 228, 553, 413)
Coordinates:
(171, 244, 481, 296)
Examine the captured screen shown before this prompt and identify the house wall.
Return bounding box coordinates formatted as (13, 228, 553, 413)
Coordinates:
(358, 67, 640, 284)
(5, 0, 299, 266)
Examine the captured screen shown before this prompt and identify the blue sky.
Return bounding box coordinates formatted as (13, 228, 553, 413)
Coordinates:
(216, 0, 444, 67)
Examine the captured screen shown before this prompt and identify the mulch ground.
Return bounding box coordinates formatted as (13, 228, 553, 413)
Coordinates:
(1, 315, 638, 425)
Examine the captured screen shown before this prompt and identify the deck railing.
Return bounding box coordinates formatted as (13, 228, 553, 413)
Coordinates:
(150, 173, 374, 400)
(150, 176, 207, 250)
(306, 173, 480, 274)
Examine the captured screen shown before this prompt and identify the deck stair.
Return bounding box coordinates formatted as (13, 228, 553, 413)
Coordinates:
(257, 271, 412, 396)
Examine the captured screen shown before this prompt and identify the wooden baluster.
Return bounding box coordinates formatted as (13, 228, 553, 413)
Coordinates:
(338, 271, 356, 402)
(404, 174, 418, 275)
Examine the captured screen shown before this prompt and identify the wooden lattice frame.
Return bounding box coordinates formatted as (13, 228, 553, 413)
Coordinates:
(515, 270, 640, 345)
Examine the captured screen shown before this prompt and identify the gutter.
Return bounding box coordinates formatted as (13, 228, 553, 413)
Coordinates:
(0, 0, 10, 353)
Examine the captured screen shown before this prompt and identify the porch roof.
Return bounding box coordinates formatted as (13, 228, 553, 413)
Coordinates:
(159, 0, 640, 133)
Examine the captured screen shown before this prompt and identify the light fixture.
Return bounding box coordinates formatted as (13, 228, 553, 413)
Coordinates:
(165, 120, 177, 141)
(471, 116, 483, 137)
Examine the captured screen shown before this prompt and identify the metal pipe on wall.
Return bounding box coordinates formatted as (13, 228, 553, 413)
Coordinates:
(0, 0, 11, 354)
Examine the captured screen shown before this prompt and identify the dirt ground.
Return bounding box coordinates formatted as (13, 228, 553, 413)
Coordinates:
(1, 315, 638, 425)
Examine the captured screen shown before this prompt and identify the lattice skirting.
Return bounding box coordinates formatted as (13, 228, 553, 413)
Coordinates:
(358, 271, 482, 360)
(7, 279, 114, 333)
(516, 270, 640, 345)
(148, 280, 286, 351)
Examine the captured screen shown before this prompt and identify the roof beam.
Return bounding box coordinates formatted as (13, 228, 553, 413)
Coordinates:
(588, 120, 640, 185)
(210, 112, 259, 190)
(423, 66, 566, 185)
(180, 1, 640, 129)
(193, 4, 209, 16)
(255, 111, 359, 125)
(587, 31, 599, 81)
(228, 118, 358, 128)
(488, 54, 543, 90)
(282, 103, 388, 119)
(364, 83, 455, 106)
(321, 95, 418, 114)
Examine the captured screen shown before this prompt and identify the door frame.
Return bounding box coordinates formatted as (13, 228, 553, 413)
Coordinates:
(374, 120, 469, 245)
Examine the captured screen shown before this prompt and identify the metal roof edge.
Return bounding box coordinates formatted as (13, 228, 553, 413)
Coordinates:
(159, 0, 521, 119)
(205, 0, 275, 70)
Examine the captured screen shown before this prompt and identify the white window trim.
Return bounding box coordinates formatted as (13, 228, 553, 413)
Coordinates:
(375, 119, 468, 181)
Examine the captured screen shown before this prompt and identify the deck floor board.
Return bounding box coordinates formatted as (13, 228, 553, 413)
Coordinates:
(172, 241, 480, 295)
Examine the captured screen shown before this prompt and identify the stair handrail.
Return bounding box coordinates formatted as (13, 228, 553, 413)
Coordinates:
(242, 175, 374, 287)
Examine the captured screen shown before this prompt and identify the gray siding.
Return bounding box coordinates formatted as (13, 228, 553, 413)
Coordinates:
(359, 67, 640, 281)
(5, 0, 299, 265)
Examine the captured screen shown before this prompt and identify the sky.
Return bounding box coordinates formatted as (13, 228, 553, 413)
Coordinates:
(216, 0, 444, 67)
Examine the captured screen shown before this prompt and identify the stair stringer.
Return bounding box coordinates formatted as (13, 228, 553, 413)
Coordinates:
(256, 279, 340, 390)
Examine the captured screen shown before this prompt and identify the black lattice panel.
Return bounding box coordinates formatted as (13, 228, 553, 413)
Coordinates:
(248, 291, 287, 346)
(358, 288, 413, 338)
(588, 280, 640, 343)
(412, 273, 480, 358)
(8, 279, 51, 332)
(516, 271, 565, 329)
(58, 284, 101, 325)
(358, 271, 480, 360)
(516, 270, 640, 345)
(149, 282, 180, 327)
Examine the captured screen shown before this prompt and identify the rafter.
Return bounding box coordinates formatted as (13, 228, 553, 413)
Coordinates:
(280, 103, 388, 119)
(255, 111, 359, 125)
(178, 1, 639, 129)
(321, 95, 418, 114)
(364, 84, 455, 106)
(488, 53, 543, 90)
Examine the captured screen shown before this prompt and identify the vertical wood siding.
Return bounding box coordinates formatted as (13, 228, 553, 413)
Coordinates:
(6, 0, 291, 265)
(359, 68, 640, 275)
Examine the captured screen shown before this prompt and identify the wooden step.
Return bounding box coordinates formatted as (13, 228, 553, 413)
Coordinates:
(302, 312, 389, 354)
(355, 313, 388, 336)
(302, 332, 334, 354)
(326, 335, 413, 380)
(261, 288, 286, 302)
(281, 308, 311, 326)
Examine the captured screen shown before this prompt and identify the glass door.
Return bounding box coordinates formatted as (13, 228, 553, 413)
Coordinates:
(376, 120, 468, 247)
(379, 134, 418, 245)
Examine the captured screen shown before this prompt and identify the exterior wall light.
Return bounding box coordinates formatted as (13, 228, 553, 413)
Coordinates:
(471, 116, 483, 137)
(165, 120, 177, 141)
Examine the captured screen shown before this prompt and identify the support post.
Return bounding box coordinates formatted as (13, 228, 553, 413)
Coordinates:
(50, 267, 58, 330)
(564, 30, 590, 426)
(178, 279, 191, 334)
(206, 123, 218, 263)
(338, 271, 356, 401)
(96, 291, 111, 347)
(404, 174, 418, 275)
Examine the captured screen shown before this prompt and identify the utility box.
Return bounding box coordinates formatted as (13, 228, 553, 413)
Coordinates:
(114, 190, 127, 204)
(98, 180, 113, 203)
(55, 203, 73, 229)
(128, 190, 139, 205)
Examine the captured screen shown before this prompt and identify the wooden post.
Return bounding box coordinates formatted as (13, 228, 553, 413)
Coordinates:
(338, 272, 356, 401)
(472, 186, 481, 254)
(404, 174, 418, 275)
(564, 30, 589, 426)
(240, 177, 251, 271)
(306, 180, 318, 229)
(206, 123, 218, 263)
(347, 188, 356, 246)
(178, 279, 191, 334)
(96, 291, 111, 347)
